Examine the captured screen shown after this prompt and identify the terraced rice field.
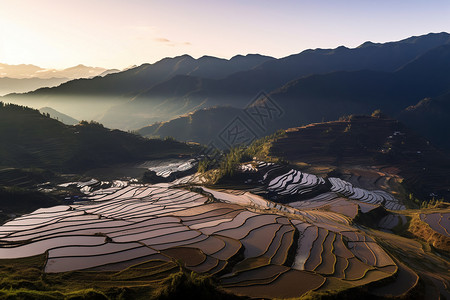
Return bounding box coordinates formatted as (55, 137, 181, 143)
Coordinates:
(258, 162, 326, 196)
(378, 213, 407, 231)
(138, 158, 197, 178)
(0, 170, 418, 298)
(420, 212, 450, 237)
(242, 162, 405, 211)
(328, 177, 405, 210)
(58, 179, 129, 196)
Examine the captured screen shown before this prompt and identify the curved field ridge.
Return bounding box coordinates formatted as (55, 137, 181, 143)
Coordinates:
(0, 181, 403, 298)
(257, 162, 326, 196)
(420, 212, 450, 238)
(247, 162, 405, 211)
(328, 177, 405, 210)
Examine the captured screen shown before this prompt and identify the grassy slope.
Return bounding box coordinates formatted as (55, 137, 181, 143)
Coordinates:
(0, 255, 241, 300)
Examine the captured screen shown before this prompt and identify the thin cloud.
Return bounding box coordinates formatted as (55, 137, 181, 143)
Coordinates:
(154, 37, 171, 43)
(154, 37, 191, 47)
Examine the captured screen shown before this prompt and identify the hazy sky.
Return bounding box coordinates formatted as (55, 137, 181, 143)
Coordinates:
(1, 0, 449, 69)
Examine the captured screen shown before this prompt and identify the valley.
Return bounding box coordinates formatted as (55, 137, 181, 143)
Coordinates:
(1, 28, 449, 299)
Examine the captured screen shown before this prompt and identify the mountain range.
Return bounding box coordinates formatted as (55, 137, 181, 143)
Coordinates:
(0, 63, 115, 79)
(0, 77, 69, 97)
(39, 106, 79, 125)
(3, 32, 450, 150)
(0, 63, 121, 96)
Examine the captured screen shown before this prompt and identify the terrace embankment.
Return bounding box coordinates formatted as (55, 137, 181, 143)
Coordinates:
(408, 211, 450, 252)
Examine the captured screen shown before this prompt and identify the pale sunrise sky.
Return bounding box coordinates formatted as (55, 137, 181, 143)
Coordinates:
(1, 0, 449, 69)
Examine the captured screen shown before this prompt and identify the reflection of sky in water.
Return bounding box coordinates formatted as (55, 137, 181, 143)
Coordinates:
(147, 159, 197, 178)
(0, 235, 105, 259)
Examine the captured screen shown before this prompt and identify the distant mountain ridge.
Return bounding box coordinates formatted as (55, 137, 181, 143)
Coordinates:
(0, 63, 123, 96)
(39, 107, 79, 125)
(255, 43, 450, 140)
(3, 54, 273, 122)
(0, 63, 114, 79)
(3, 32, 450, 148)
(0, 77, 69, 96)
(96, 32, 450, 129)
(135, 36, 450, 150)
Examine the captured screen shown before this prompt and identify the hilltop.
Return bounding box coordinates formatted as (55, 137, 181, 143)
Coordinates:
(0, 102, 198, 172)
(268, 114, 450, 202)
(4, 32, 450, 135)
(399, 92, 450, 150)
(0, 62, 113, 79)
(39, 107, 79, 125)
(3, 54, 273, 123)
(0, 63, 120, 96)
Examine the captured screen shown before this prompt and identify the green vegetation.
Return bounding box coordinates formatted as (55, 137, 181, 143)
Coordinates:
(420, 198, 447, 209)
(408, 213, 450, 252)
(198, 130, 286, 183)
(0, 102, 199, 172)
(152, 269, 239, 300)
(299, 287, 387, 300)
(370, 109, 389, 119)
(0, 255, 240, 300)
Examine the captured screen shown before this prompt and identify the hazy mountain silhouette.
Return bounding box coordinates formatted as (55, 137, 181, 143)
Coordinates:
(0, 103, 197, 172)
(0, 63, 123, 96)
(39, 107, 79, 125)
(138, 106, 243, 144)
(134, 40, 450, 150)
(0, 63, 43, 78)
(0, 77, 69, 96)
(98, 69, 121, 77)
(0, 63, 111, 79)
(3, 32, 450, 140)
(262, 43, 450, 130)
(3, 54, 273, 121)
(103, 32, 450, 129)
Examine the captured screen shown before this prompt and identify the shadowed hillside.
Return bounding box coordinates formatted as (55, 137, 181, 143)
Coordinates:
(39, 107, 79, 125)
(262, 43, 450, 130)
(269, 114, 450, 201)
(3, 54, 273, 123)
(113, 33, 450, 130)
(0, 103, 198, 172)
(0, 77, 69, 96)
(4, 33, 450, 131)
(138, 106, 243, 144)
(399, 92, 450, 150)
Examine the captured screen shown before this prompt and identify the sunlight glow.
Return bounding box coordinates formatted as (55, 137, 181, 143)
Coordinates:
(0, 0, 449, 69)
